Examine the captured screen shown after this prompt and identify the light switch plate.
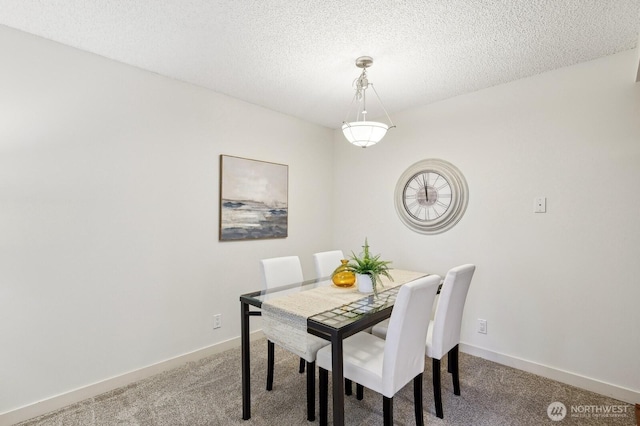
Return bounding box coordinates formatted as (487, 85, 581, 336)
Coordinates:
(478, 319, 487, 334)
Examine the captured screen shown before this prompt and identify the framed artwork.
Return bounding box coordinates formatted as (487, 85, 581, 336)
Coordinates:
(219, 155, 288, 241)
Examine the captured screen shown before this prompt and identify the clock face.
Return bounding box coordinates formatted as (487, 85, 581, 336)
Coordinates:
(403, 171, 452, 222)
(395, 159, 468, 235)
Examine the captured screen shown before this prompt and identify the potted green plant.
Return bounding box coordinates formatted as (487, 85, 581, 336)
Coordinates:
(342, 238, 393, 295)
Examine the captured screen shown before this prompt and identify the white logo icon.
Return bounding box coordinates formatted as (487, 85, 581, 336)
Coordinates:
(547, 401, 567, 421)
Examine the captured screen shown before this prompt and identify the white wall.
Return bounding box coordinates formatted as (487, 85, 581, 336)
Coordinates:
(332, 49, 640, 402)
(0, 25, 334, 415)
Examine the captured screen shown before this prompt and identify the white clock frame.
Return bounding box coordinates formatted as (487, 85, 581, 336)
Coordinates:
(394, 158, 469, 235)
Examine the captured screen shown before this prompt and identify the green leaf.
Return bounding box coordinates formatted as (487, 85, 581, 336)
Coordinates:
(346, 238, 393, 296)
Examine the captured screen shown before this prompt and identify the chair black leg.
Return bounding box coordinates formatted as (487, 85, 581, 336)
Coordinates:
(383, 396, 394, 426)
(413, 373, 424, 426)
(319, 368, 328, 426)
(356, 383, 364, 400)
(266, 340, 275, 391)
(299, 357, 306, 373)
(306, 361, 315, 421)
(433, 358, 444, 418)
(450, 345, 461, 395)
(345, 378, 352, 395)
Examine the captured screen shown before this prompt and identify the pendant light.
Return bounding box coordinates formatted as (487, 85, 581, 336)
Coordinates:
(342, 56, 395, 148)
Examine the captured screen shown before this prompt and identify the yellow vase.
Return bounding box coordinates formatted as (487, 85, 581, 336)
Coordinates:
(332, 259, 356, 287)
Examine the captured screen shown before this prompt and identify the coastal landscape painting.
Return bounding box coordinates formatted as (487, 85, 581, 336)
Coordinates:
(219, 155, 288, 241)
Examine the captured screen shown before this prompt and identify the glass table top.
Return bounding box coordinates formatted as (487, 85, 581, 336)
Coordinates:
(240, 277, 332, 307)
(240, 271, 438, 333)
(307, 286, 400, 329)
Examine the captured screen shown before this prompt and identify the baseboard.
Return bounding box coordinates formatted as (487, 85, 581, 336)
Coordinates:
(0, 331, 264, 426)
(460, 343, 639, 405)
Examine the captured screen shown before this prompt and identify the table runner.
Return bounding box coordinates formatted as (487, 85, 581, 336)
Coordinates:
(261, 269, 427, 361)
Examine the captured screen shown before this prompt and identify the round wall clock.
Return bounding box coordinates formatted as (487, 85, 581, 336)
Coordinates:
(394, 159, 469, 235)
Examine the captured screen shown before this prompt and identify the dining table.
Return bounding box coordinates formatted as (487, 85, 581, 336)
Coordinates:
(240, 269, 430, 426)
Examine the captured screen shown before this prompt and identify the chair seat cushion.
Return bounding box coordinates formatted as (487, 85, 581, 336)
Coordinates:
(305, 334, 332, 361)
(374, 318, 442, 359)
(316, 332, 386, 394)
(371, 319, 389, 339)
(264, 328, 329, 362)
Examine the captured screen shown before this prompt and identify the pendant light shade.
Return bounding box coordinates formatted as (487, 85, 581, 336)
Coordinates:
(342, 56, 395, 148)
(341, 121, 389, 148)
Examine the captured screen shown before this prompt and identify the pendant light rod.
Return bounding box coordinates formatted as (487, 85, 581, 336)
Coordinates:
(368, 82, 395, 128)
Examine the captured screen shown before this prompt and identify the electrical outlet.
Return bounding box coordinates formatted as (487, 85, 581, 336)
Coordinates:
(478, 319, 487, 334)
(213, 314, 222, 329)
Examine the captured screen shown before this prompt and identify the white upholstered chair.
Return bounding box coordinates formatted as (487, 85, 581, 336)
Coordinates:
(259, 255, 329, 421)
(317, 275, 441, 426)
(372, 264, 476, 419)
(312, 250, 345, 279)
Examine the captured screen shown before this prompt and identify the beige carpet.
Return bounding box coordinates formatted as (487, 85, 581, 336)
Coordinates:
(17, 338, 636, 425)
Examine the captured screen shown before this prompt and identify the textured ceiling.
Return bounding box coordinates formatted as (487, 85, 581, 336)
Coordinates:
(1, 1, 639, 129)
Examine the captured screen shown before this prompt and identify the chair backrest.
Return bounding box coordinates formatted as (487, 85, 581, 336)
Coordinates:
(259, 256, 304, 289)
(312, 250, 345, 278)
(382, 274, 441, 397)
(428, 264, 476, 359)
